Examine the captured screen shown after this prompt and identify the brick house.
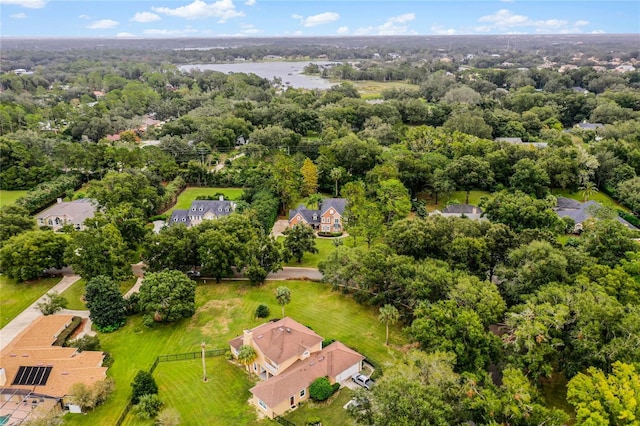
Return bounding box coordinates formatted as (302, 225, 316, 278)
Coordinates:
(288, 198, 347, 233)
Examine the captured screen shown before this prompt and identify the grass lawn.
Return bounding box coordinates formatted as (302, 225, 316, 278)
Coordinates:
(61, 278, 138, 310)
(419, 190, 492, 212)
(64, 280, 406, 426)
(123, 358, 260, 426)
(163, 187, 245, 215)
(0, 276, 61, 328)
(281, 237, 339, 268)
(285, 387, 356, 426)
(0, 189, 27, 207)
(330, 79, 419, 97)
(551, 188, 629, 212)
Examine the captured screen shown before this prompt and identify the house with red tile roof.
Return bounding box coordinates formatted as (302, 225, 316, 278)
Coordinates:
(229, 318, 364, 418)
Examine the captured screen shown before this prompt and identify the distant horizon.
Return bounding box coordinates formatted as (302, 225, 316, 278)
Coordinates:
(1, 1, 638, 38)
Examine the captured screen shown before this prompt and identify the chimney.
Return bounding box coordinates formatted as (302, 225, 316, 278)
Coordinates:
(57, 198, 63, 203)
(0, 368, 6, 386)
(219, 195, 224, 201)
(243, 329, 253, 346)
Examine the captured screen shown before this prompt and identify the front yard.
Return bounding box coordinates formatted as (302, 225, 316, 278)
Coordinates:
(60, 278, 138, 310)
(64, 280, 405, 425)
(0, 276, 61, 328)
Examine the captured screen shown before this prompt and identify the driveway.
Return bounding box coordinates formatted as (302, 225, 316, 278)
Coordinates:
(271, 219, 289, 237)
(0, 274, 81, 350)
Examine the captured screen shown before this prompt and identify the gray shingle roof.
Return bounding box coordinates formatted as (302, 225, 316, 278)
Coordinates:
(320, 198, 347, 216)
(442, 204, 483, 214)
(168, 199, 235, 226)
(288, 198, 347, 226)
(555, 197, 638, 230)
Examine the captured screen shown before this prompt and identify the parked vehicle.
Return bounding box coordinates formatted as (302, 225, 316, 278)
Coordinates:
(352, 373, 374, 390)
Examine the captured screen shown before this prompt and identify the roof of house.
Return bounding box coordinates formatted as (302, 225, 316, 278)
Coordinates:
(250, 341, 364, 408)
(0, 316, 107, 398)
(495, 137, 523, 143)
(555, 197, 638, 230)
(575, 122, 604, 130)
(168, 199, 235, 226)
(288, 198, 347, 224)
(230, 318, 323, 366)
(441, 204, 483, 215)
(35, 199, 97, 225)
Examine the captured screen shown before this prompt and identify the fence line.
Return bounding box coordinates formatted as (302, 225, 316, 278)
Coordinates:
(274, 415, 296, 426)
(115, 348, 229, 425)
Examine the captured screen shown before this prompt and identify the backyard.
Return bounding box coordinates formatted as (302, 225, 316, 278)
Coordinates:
(162, 187, 245, 215)
(0, 189, 27, 207)
(64, 280, 405, 425)
(0, 276, 61, 328)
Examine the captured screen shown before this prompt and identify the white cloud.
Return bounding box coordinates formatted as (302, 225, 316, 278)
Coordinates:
(87, 19, 119, 29)
(143, 27, 200, 36)
(0, 0, 45, 9)
(132, 12, 161, 23)
(116, 32, 137, 38)
(152, 0, 243, 22)
(336, 26, 349, 35)
(244, 0, 255, 5)
(78, 14, 90, 20)
(355, 13, 417, 36)
(476, 9, 590, 34)
(10, 12, 27, 18)
(431, 25, 456, 35)
(591, 29, 605, 34)
(292, 12, 339, 27)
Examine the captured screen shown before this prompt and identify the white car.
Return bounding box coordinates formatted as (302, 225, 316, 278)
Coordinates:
(352, 374, 374, 390)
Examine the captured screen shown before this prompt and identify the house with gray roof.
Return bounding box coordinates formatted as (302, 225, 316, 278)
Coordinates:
(169, 196, 236, 227)
(288, 198, 347, 233)
(432, 204, 484, 220)
(554, 197, 637, 233)
(36, 198, 97, 231)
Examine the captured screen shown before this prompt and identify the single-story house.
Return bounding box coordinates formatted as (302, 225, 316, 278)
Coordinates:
(0, 315, 108, 423)
(554, 197, 637, 232)
(169, 197, 236, 227)
(574, 122, 604, 131)
(432, 204, 485, 221)
(288, 198, 347, 233)
(229, 318, 364, 419)
(36, 199, 97, 231)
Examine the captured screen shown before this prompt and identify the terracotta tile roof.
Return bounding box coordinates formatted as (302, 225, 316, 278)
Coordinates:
(250, 341, 364, 408)
(0, 316, 107, 398)
(246, 318, 323, 365)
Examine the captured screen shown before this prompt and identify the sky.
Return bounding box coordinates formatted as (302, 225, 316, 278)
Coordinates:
(0, 0, 638, 38)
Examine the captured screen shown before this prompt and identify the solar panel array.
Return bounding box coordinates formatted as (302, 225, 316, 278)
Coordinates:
(11, 366, 52, 386)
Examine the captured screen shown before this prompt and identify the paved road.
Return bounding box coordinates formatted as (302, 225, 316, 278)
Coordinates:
(267, 267, 323, 281)
(0, 274, 81, 350)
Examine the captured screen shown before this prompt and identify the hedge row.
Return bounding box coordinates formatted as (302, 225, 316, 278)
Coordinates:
(53, 316, 83, 346)
(159, 176, 186, 213)
(16, 174, 81, 214)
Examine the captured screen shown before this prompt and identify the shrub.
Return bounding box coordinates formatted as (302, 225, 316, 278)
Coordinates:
(370, 367, 383, 381)
(131, 370, 158, 404)
(317, 231, 343, 237)
(255, 304, 270, 318)
(148, 214, 167, 221)
(36, 291, 68, 315)
(67, 335, 101, 352)
(322, 338, 335, 348)
(157, 408, 181, 426)
(68, 378, 114, 412)
(53, 316, 83, 346)
(309, 377, 334, 401)
(123, 292, 141, 316)
(306, 416, 322, 426)
(16, 174, 81, 214)
(134, 394, 163, 419)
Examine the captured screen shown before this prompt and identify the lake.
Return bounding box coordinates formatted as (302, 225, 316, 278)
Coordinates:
(178, 61, 336, 90)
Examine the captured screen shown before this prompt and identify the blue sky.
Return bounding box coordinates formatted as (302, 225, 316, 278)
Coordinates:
(1, 0, 638, 38)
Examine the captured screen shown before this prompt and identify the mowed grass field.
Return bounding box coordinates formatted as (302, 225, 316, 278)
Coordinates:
(64, 280, 406, 426)
(419, 190, 492, 212)
(0, 189, 27, 207)
(61, 278, 138, 310)
(0, 276, 61, 328)
(163, 187, 244, 215)
(551, 188, 629, 212)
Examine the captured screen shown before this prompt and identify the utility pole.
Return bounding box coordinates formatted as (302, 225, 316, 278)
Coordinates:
(201, 342, 208, 382)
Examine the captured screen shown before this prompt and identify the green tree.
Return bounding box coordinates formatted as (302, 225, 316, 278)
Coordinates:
(379, 304, 399, 346)
(330, 167, 346, 197)
(275, 286, 291, 317)
(567, 362, 640, 425)
(131, 370, 158, 404)
(480, 191, 562, 232)
(309, 377, 334, 401)
(445, 155, 494, 204)
(237, 345, 258, 377)
(88, 171, 162, 217)
(581, 218, 639, 267)
(139, 270, 196, 324)
(0, 204, 34, 243)
(245, 233, 284, 286)
(0, 230, 67, 282)
(36, 291, 68, 316)
(509, 158, 550, 198)
(580, 180, 599, 202)
(65, 223, 130, 281)
(300, 157, 319, 197)
(156, 408, 181, 426)
(271, 154, 300, 214)
(616, 176, 640, 215)
(448, 276, 506, 326)
(134, 394, 163, 420)
(376, 179, 412, 224)
(85, 275, 126, 332)
(198, 229, 242, 283)
(282, 224, 318, 263)
(142, 224, 199, 272)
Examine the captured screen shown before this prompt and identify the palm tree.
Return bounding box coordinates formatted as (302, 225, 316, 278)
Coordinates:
(580, 181, 599, 202)
(330, 167, 345, 197)
(275, 286, 291, 317)
(306, 193, 323, 209)
(379, 304, 399, 346)
(237, 345, 257, 377)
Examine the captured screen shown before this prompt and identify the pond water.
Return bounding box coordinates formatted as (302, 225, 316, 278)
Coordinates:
(178, 61, 336, 90)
